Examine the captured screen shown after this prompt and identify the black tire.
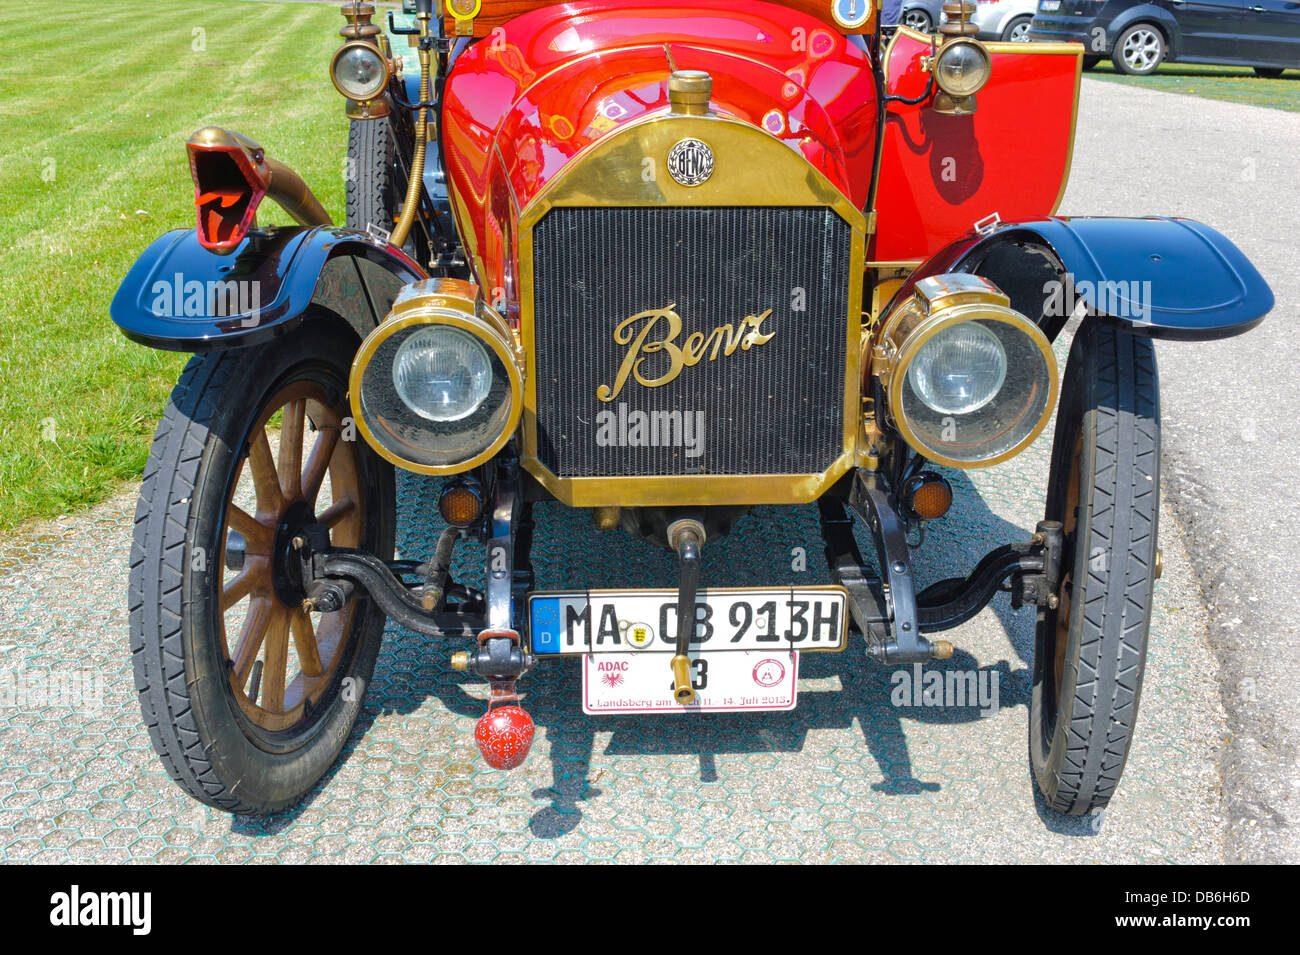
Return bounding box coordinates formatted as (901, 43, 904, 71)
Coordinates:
(1082, 55, 1103, 71)
(129, 318, 394, 814)
(1030, 320, 1160, 815)
(1001, 15, 1033, 42)
(1253, 66, 1285, 78)
(346, 116, 417, 259)
(1112, 23, 1166, 76)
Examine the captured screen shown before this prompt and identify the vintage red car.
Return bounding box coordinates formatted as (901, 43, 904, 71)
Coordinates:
(111, 0, 1272, 816)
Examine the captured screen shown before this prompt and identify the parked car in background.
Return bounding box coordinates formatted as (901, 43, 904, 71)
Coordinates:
(1029, 0, 1300, 75)
(944, 0, 1041, 40)
(898, 0, 946, 32)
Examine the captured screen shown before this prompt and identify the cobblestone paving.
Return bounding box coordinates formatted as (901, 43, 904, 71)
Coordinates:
(0, 323, 1231, 863)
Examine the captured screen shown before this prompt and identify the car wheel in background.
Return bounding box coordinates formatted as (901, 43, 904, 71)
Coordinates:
(1253, 66, 1285, 78)
(1002, 16, 1033, 42)
(1112, 23, 1165, 75)
(346, 116, 418, 260)
(902, 8, 933, 32)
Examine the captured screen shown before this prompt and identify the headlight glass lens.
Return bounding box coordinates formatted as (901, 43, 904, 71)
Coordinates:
(935, 41, 991, 97)
(334, 45, 388, 100)
(894, 315, 1055, 467)
(907, 322, 1007, 415)
(393, 326, 492, 422)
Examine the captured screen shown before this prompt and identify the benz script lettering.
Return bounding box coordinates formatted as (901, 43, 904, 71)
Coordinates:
(596, 304, 776, 402)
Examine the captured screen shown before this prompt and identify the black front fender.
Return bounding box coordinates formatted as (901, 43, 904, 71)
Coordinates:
(110, 226, 426, 351)
(890, 216, 1274, 341)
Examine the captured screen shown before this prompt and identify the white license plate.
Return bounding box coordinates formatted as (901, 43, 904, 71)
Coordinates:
(528, 587, 848, 655)
(582, 649, 799, 714)
(1040, 1, 1060, 10)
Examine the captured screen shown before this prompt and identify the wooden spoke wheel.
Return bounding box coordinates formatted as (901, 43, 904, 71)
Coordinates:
(219, 381, 364, 732)
(129, 318, 394, 814)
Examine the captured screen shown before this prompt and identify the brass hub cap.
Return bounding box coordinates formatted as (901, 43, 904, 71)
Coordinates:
(217, 381, 364, 733)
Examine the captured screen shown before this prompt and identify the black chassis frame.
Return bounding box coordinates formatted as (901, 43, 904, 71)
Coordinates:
(288, 449, 1065, 681)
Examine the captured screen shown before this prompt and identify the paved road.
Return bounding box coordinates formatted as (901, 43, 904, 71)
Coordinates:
(0, 78, 1288, 863)
(1059, 81, 1300, 864)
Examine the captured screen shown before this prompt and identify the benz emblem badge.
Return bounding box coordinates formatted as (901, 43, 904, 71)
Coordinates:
(667, 138, 714, 187)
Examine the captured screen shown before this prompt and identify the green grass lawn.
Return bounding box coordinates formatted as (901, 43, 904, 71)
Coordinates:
(1086, 61, 1300, 113)
(0, 5, 1292, 534)
(0, 0, 352, 533)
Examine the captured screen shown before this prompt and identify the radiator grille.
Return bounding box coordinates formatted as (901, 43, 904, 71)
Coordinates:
(530, 206, 851, 478)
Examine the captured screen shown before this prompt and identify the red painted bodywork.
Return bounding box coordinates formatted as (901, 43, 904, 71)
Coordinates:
(440, 5, 1079, 293)
(441, 0, 878, 295)
(872, 29, 1080, 263)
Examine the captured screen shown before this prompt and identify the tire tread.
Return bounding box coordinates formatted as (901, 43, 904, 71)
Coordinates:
(1037, 321, 1160, 814)
(129, 352, 256, 812)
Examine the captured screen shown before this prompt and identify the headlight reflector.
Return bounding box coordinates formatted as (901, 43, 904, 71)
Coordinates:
(906, 321, 1007, 415)
(331, 42, 389, 101)
(350, 279, 523, 475)
(393, 326, 493, 422)
(933, 39, 992, 98)
(874, 274, 1057, 469)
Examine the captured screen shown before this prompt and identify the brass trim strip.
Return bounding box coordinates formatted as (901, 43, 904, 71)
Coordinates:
(867, 260, 922, 270)
(1047, 45, 1084, 216)
(526, 463, 860, 508)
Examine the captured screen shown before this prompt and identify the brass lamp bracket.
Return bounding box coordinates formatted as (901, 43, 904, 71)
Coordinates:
(339, 2, 381, 41)
(940, 0, 981, 38)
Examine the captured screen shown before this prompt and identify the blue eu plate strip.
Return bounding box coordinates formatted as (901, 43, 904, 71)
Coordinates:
(530, 597, 564, 654)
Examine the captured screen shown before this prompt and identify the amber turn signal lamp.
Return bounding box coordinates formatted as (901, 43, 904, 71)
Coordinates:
(439, 480, 484, 527)
(904, 472, 954, 521)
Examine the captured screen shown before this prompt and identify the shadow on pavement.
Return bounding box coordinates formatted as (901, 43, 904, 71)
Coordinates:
(234, 467, 1080, 838)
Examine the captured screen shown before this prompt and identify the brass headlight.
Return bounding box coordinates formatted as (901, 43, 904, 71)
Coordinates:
(873, 274, 1058, 469)
(929, 2, 993, 117)
(331, 40, 390, 102)
(933, 39, 992, 99)
(350, 279, 523, 475)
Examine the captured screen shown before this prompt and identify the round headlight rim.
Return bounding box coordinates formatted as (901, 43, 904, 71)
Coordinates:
(349, 308, 524, 477)
(330, 40, 392, 103)
(932, 38, 993, 99)
(886, 305, 1058, 470)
